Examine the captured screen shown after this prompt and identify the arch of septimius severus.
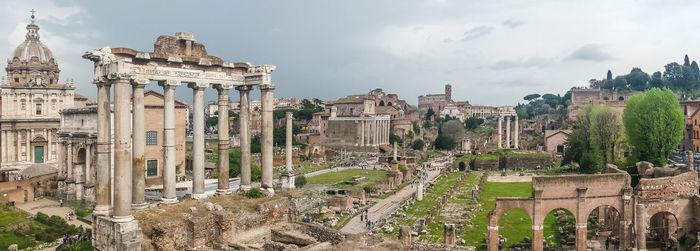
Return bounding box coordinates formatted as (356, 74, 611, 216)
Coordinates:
(83, 32, 276, 250)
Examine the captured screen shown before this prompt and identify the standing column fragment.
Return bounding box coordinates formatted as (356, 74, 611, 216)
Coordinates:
(514, 118, 519, 149)
(190, 83, 206, 199)
(215, 85, 231, 195)
(497, 116, 502, 149)
(260, 84, 275, 193)
(94, 82, 111, 216)
(237, 85, 252, 191)
(506, 116, 511, 148)
(112, 78, 133, 221)
(131, 80, 148, 210)
(160, 81, 179, 204)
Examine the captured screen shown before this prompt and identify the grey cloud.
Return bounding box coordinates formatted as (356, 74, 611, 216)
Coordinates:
(490, 57, 554, 70)
(566, 44, 613, 62)
(461, 25, 493, 41)
(503, 19, 524, 28)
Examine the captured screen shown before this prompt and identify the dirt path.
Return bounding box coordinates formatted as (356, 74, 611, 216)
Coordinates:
(16, 198, 91, 229)
(339, 158, 445, 234)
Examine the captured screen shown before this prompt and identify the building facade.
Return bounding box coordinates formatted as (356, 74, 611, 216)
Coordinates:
(0, 15, 80, 171)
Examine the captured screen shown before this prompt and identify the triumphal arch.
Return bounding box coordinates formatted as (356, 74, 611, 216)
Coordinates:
(487, 159, 700, 251)
(83, 32, 277, 250)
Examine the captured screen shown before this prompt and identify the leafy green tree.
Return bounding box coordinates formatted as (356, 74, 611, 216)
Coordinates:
(515, 107, 529, 119)
(433, 135, 455, 150)
(684, 54, 691, 67)
(607, 70, 613, 81)
(425, 108, 435, 121)
(295, 176, 307, 188)
(229, 149, 242, 178)
(441, 120, 466, 143)
(623, 88, 684, 166)
(626, 68, 650, 91)
(589, 106, 622, 165)
(206, 117, 218, 128)
(613, 76, 628, 90)
(389, 133, 403, 145)
(563, 105, 603, 173)
(523, 94, 541, 101)
(423, 120, 432, 128)
(251, 135, 261, 153)
(273, 124, 301, 146)
(541, 94, 560, 108)
(464, 117, 484, 130)
(649, 71, 666, 88)
(411, 139, 424, 150)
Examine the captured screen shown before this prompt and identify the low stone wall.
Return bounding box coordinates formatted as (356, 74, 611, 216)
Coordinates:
(500, 154, 553, 170)
(472, 159, 498, 170)
(296, 222, 346, 245)
(410, 242, 476, 250)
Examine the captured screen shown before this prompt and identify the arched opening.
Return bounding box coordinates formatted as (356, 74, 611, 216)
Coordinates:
(543, 208, 576, 249)
(458, 162, 466, 171)
(379, 100, 385, 106)
(77, 148, 86, 164)
(618, 96, 625, 101)
(497, 208, 532, 250)
(646, 211, 680, 250)
(587, 205, 622, 250)
(388, 102, 393, 106)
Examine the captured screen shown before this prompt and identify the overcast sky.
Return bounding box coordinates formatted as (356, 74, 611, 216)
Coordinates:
(2, 0, 700, 106)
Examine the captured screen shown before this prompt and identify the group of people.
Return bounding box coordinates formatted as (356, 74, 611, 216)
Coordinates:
(64, 211, 76, 221)
(359, 209, 373, 230)
(57, 232, 91, 248)
(14, 174, 27, 181)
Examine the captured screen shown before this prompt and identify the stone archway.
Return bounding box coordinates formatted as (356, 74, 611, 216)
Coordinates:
(458, 161, 466, 171)
(496, 208, 533, 249)
(541, 208, 576, 248)
(587, 205, 622, 250)
(647, 211, 680, 250)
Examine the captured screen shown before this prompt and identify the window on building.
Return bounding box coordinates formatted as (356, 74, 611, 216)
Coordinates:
(146, 160, 158, 177)
(36, 104, 42, 115)
(14, 78, 18, 83)
(146, 131, 158, 145)
(556, 144, 564, 153)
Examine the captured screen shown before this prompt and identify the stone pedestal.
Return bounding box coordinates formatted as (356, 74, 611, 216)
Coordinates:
(93, 215, 142, 251)
(387, 169, 403, 188)
(444, 224, 456, 245)
(416, 181, 424, 201)
(280, 169, 296, 191)
(399, 225, 411, 246)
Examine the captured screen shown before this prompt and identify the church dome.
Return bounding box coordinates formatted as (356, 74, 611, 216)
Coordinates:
(10, 16, 55, 63)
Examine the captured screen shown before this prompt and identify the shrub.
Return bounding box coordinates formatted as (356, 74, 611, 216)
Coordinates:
(411, 139, 424, 150)
(295, 175, 307, 188)
(243, 188, 266, 199)
(363, 185, 379, 194)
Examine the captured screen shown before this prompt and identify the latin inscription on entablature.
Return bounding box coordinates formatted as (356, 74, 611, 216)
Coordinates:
(128, 65, 243, 83)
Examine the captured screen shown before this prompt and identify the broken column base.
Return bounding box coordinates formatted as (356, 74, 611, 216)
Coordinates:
(280, 170, 296, 191)
(93, 215, 143, 251)
(416, 182, 424, 201)
(387, 170, 403, 189)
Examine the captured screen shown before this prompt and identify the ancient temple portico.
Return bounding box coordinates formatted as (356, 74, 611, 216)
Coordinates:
(496, 106, 518, 149)
(83, 32, 276, 251)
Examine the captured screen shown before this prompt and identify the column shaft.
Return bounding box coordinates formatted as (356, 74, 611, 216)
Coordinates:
(161, 82, 178, 203)
(94, 83, 111, 215)
(575, 224, 587, 251)
(85, 144, 91, 185)
(532, 229, 544, 251)
(46, 129, 51, 161)
(285, 112, 293, 171)
(112, 78, 133, 220)
(67, 142, 73, 179)
(506, 116, 511, 148)
(487, 227, 499, 251)
(497, 116, 502, 148)
(215, 86, 230, 194)
(260, 85, 275, 191)
(360, 121, 365, 146)
(191, 85, 206, 198)
(514, 118, 519, 149)
(131, 83, 147, 209)
(237, 86, 252, 191)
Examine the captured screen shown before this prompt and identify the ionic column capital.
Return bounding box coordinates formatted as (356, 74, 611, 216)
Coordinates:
(235, 85, 253, 92)
(158, 79, 181, 88)
(259, 84, 276, 91)
(131, 78, 149, 88)
(187, 82, 209, 90)
(213, 84, 232, 92)
(93, 80, 111, 87)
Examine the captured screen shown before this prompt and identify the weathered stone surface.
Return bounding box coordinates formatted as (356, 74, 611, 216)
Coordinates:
(327, 196, 353, 212)
(257, 198, 290, 223)
(297, 222, 346, 245)
(271, 229, 317, 246)
(399, 226, 411, 246)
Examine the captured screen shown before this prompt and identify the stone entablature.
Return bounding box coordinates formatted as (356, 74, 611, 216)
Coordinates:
(636, 168, 698, 202)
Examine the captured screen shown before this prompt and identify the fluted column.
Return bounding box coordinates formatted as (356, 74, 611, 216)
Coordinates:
(112, 77, 133, 221)
(237, 85, 252, 191)
(215, 85, 231, 195)
(190, 83, 206, 199)
(260, 84, 275, 192)
(94, 82, 111, 215)
(514, 118, 519, 149)
(160, 81, 179, 204)
(497, 116, 502, 149)
(506, 116, 511, 148)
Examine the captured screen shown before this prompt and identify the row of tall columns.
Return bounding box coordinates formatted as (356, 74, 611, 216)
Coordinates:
(496, 115, 519, 149)
(358, 119, 390, 146)
(93, 78, 275, 219)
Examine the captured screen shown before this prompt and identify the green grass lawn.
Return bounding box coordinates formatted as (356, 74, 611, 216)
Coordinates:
(0, 204, 29, 228)
(420, 173, 480, 243)
(307, 169, 387, 189)
(462, 182, 532, 249)
(297, 161, 332, 175)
